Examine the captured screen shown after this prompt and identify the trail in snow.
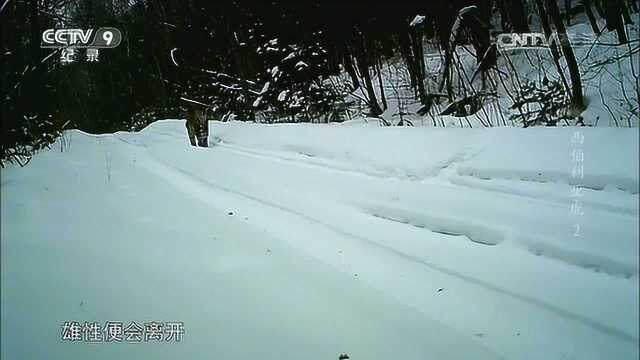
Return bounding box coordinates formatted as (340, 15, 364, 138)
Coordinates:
(139, 123, 638, 278)
(138, 128, 638, 333)
(1, 121, 638, 360)
(138, 123, 638, 347)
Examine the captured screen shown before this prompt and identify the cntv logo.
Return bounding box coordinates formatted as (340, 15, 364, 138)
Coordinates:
(496, 32, 593, 50)
(41, 27, 122, 48)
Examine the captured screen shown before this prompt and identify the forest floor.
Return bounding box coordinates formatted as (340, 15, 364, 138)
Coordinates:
(1, 120, 638, 359)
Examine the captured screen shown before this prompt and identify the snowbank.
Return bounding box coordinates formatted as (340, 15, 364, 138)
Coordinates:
(206, 121, 639, 193)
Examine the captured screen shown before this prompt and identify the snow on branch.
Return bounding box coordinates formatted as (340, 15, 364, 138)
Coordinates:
(409, 15, 426, 27)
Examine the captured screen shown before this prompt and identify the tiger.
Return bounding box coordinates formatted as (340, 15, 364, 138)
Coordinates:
(185, 106, 209, 147)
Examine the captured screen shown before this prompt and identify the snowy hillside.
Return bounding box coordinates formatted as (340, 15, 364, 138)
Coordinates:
(1, 120, 638, 360)
(339, 15, 640, 128)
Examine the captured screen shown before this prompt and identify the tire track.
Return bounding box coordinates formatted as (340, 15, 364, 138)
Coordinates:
(209, 138, 638, 218)
(135, 143, 638, 346)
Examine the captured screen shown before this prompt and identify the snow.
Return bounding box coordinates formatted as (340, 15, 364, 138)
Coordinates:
(277, 90, 288, 102)
(259, 81, 270, 95)
(338, 15, 639, 128)
(282, 52, 297, 62)
(458, 5, 478, 16)
(1, 120, 638, 360)
(409, 15, 425, 27)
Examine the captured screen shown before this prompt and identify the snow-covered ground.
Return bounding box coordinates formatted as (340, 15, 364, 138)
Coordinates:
(1, 120, 638, 360)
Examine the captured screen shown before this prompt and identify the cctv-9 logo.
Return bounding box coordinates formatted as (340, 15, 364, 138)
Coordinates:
(41, 27, 122, 48)
(91, 27, 122, 48)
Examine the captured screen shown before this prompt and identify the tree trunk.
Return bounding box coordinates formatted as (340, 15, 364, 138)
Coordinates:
(593, 0, 605, 17)
(478, 0, 494, 29)
(620, 1, 634, 24)
(409, 28, 427, 104)
(535, 0, 570, 96)
(496, 0, 509, 31)
(353, 34, 382, 116)
(500, 0, 530, 32)
(342, 49, 360, 90)
(604, 0, 629, 43)
(543, 0, 585, 111)
(376, 59, 387, 111)
(582, 0, 601, 35)
(231, 32, 255, 121)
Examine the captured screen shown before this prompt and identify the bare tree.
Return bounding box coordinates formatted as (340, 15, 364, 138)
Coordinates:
(538, 0, 585, 112)
(352, 30, 383, 116)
